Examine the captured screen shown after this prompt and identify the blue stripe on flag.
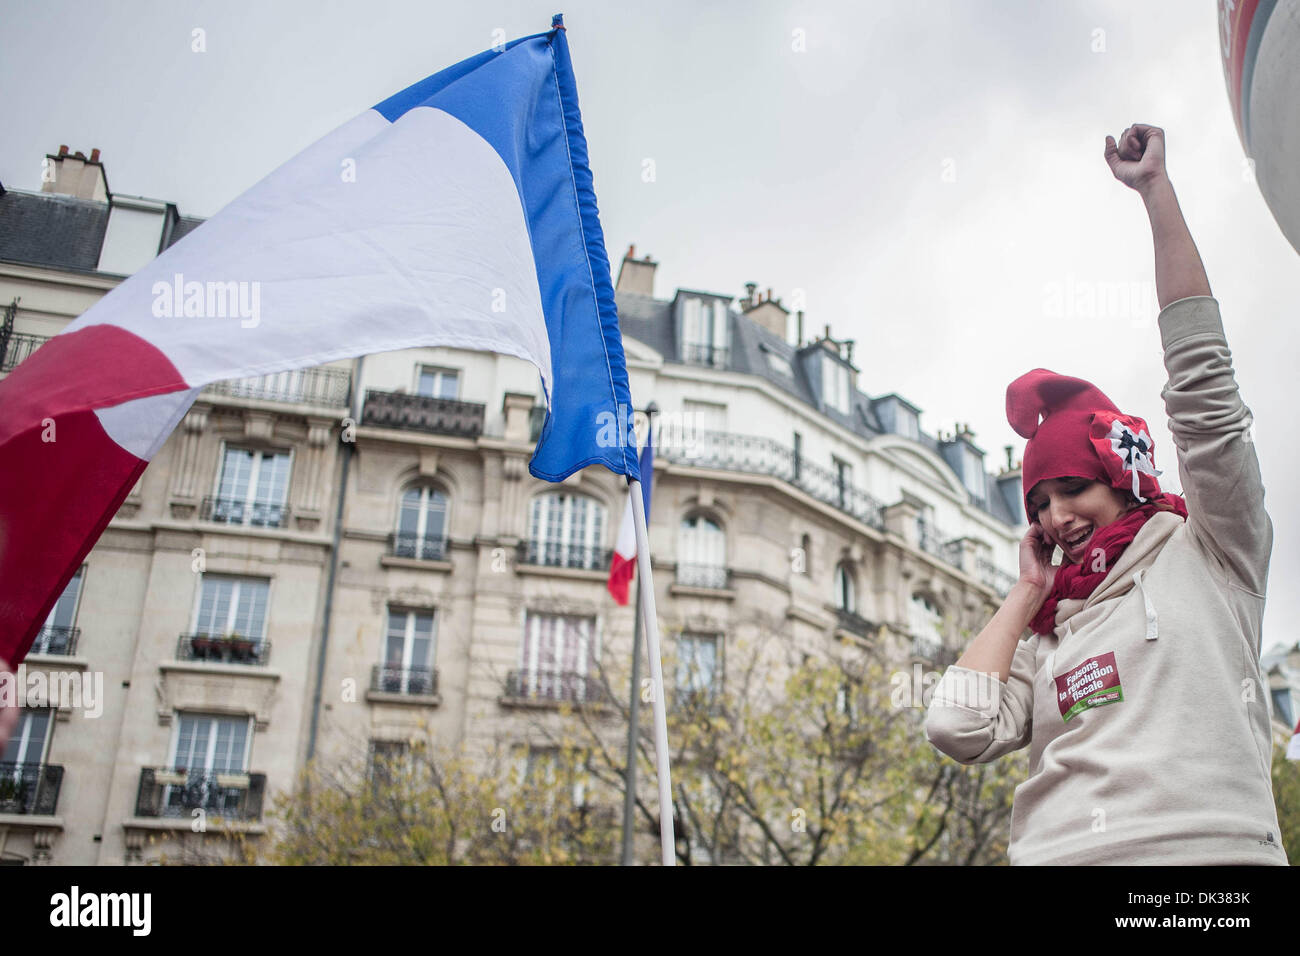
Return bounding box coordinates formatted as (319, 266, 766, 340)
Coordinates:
(372, 19, 638, 482)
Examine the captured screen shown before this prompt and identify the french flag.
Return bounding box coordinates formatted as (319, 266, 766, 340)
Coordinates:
(0, 15, 639, 664)
(608, 425, 654, 606)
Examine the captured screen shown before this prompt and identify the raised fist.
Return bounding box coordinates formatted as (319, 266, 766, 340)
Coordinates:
(1104, 124, 1166, 191)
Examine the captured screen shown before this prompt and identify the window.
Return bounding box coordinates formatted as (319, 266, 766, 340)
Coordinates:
(527, 492, 606, 569)
(211, 446, 291, 527)
(417, 366, 460, 400)
(683, 297, 728, 367)
(396, 485, 448, 560)
(519, 746, 589, 808)
(962, 448, 986, 501)
(763, 346, 794, 377)
(172, 713, 249, 773)
(823, 360, 850, 414)
(678, 514, 726, 588)
(369, 739, 413, 785)
(193, 575, 270, 643)
(793, 431, 803, 482)
(683, 399, 727, 436)
(34, 566, 84, 655)
(381, 608, 437, 694)
(834, 561, 856, 614)
(163, 712, 252, 817)
(517, 613, 599, 702)
(2, 709, 51, 766)
(910, 594, 944, 657)
(833, 456, 852, 509)
(898, 408, 920, 441)
(676, 633, 720, 702)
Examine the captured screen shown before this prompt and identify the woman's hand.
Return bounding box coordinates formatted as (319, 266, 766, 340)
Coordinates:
(1018, 522, 1059, 602)
(1105, 123, 1167, 192)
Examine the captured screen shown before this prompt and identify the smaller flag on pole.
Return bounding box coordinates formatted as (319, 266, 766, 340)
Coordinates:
(608, 421, 654, 605)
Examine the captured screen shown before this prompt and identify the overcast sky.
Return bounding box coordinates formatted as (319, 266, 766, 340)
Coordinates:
(3, 0, 1297, 653)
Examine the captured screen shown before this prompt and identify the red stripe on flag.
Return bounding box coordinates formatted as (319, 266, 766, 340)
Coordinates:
(0, 325, 190, 662)
(607, 551, 636, 606)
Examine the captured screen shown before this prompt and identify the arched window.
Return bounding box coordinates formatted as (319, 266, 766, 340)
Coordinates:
(528, 492, 607, 569)
(834, 561, 856, 614)
(678, 514, 727, 588)
(909, 593, 944, 657)
(396, 484, 449, 560)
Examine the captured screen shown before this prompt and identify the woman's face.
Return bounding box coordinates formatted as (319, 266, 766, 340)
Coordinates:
(1027, 477, 1135, 565)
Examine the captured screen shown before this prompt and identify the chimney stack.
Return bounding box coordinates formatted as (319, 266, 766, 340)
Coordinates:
(614, 243, 658, 296)
(42, 144, 108, 201)
(741, 282, 791, 339)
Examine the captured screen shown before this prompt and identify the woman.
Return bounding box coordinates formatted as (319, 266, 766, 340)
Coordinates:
(924, 124, 1288, 865)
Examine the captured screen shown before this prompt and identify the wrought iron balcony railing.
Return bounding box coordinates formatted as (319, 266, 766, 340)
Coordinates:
(29, 625, 80, 656)
(912, 633, 958, 667)
(976, 557, 1018, 597)
(833, 608, 874, 638)
(135, 767, 267, 821)
(0, 763, 64, 815)
(516, 540, 612, 571)
(675, 563, 731, 589)
(917, 520, 964, 568)
(204, 366, 351, 406)
(361, 389, 485, 438)
(390, 532, 448, 561)
(371, 664, 438, 696)
(504, 669, 609, 705)
(177, 632, 272, 666)
(0, 332, 50, 372)
(659, 431, 887, 531)
(682, 343, 729, 368)
(200, 495, 289, 529)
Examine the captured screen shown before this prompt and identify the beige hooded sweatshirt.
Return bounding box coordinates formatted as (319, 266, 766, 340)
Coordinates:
(924, 296, 1287, 865)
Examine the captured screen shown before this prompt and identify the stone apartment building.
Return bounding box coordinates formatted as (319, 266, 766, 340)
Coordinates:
(0, 145, 1034, 865)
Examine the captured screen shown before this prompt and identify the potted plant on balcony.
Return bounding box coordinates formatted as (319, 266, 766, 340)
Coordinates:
(214, 772, 250, 789)
(190, 633, 218, 659)
(227, 631, 255, 661)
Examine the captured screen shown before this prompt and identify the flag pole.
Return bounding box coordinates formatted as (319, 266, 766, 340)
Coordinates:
(627, 476, 675, 864)
(619, 568, 643, 865)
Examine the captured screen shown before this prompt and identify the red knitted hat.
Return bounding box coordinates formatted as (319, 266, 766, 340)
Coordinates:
(1006, 369, 1164, 520)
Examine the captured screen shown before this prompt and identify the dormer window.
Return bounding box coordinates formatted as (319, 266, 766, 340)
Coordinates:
(824, 360, 850, 414)
(683, 297, 728, 368)
(961, 446, 986, 501)
(759, 343, 793, 377)
(897, 408, 919, 440)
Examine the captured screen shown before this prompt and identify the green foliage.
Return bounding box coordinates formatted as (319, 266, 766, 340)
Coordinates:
(1271, 743, 1300, 864)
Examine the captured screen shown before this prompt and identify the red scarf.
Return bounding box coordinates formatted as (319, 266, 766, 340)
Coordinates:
(1029, 493, 1188, 636)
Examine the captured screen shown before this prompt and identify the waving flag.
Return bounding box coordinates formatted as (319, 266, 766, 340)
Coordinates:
(0, 15, 638, 664)
(608, 425, 655, 605)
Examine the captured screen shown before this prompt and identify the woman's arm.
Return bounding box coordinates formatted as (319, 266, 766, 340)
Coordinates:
(1104, 124, 1212, 309)
(1106, 124, 1272, 597)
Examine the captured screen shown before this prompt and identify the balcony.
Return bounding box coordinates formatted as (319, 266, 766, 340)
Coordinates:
(200, 495, 289, 529)
(0, 332, 49, 372)
(389, 532, 448, 562)
(911, 633, 958, 667)
(371, 664, 438, 696)
(682, 343, 729, 368)
(204, 366, 351, 407)
(29, 625, 80, 656)
(917, 519, 963, 568)
(502, 669, 609, 706)
(659, 430, 886, 531)
(516, 540, 612, 571)
(177, 633, 272, 666)
(135, 767, 266, 821)
(977, 557, 1018, 597)
(361, 389, 485, 438)
(675, 564, 731, 590)
(0, 763, 64, 815)
(833, 608, 874, 639)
